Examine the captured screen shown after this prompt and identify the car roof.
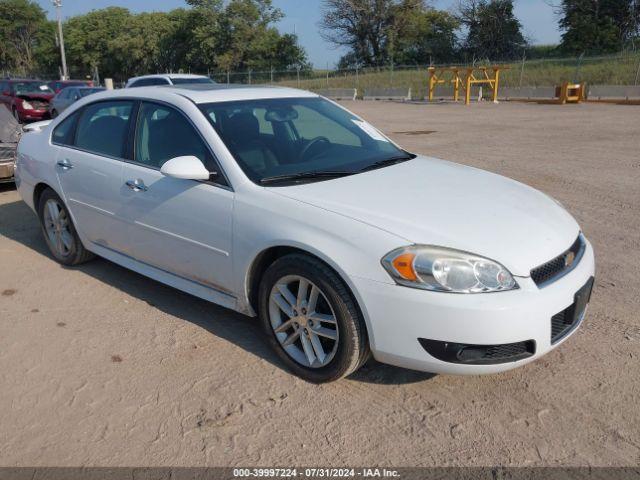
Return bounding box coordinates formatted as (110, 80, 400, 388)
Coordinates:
(128, 73, 209, 82)
(6, 79, 47, 83)
(95, 84, 318, 104)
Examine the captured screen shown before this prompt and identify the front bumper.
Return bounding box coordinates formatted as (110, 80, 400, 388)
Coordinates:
(19, 109, 49, 122)
(351, 240, 596, 375)
(0, 159, 15, 182)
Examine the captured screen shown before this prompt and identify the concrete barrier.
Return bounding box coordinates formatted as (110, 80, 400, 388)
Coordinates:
(363, 87, 411, 101)
(587, 85, 640, 100)
(313, 88, 357, 101)
(500, 86, 556, 100)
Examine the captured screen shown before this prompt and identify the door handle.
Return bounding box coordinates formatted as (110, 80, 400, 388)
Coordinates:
(125, 179, 148, 192)
(56, 158, 73, 169)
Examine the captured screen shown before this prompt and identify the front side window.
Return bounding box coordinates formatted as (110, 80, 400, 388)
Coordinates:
(134, 102, 209, 169)
(200, 97, 408, 185)
(75, 101, 133, 158)
(52, 111, 80, 146)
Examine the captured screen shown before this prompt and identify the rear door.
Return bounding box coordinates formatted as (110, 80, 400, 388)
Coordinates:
(120, 100, 234, 293)
(54, 100, 135, 254)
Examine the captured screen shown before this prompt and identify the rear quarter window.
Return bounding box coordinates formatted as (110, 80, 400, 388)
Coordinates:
(52, 111, 80, 146)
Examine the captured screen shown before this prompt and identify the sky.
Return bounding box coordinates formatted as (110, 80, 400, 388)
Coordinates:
(35, 0, 562, 68)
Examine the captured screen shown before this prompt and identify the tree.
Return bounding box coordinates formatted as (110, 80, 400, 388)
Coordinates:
(392, 9, 460, 64)
(457, 0, 527, 61)
(319, 0, 397, 66)
(64, 7, 132, 80)
(0, 0, 51, 75)
(0, 0, 309, 79)
(320, 0, 459, 67)
(558, 0, 640, 54)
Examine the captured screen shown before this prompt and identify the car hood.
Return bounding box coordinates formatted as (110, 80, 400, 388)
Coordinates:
(270, 156, 580, 277)
(18, 93, 53, 102)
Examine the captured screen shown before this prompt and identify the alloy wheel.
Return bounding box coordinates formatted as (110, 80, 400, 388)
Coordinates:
(43, 199, 74, 258)
(268, 275, 339, 368)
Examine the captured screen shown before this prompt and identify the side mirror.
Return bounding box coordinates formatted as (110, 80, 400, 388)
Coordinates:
(160, 155, 211, 181)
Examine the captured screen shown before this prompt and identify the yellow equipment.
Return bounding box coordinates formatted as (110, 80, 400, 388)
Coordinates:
(428, 66, 509, 105)
(555, 82, 587, 104)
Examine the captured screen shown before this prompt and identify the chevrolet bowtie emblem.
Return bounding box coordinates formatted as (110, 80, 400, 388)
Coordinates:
(565, 251, 576, 267)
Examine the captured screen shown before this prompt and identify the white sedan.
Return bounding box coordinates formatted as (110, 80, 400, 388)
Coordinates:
(15, 85, 595, 382)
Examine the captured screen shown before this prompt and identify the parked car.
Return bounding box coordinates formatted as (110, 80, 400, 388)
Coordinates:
(0, 105, 21, 182)
(15, 85, 595, 382)
(0, 79, 54, 123)
(125, 74, 215, 88)
(49, 87, 106, 118)
(48, 79, 94, 94)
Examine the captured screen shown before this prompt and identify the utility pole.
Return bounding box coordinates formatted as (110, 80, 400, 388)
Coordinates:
(52, 0, 68, 80)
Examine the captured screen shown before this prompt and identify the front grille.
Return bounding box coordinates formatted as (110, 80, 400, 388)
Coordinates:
(419, 338, 536, 365)
(0, 145, 16, 162)
(482, 342, 533, 360)
(531, 235, 585, 287)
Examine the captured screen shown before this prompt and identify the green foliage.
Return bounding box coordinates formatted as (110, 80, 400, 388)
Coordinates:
(0, 0, 52, 74)
(457, 0, 528, 61)
(321, 0, 459, 67)
(558, 0, 640, 54)
(0, 0, 308, 81)
(392, 9, 460, 64)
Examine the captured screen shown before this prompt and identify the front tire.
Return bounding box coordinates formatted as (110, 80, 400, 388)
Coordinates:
(258, 254, 370, 382)
(12, 107, 20, 123)
(37, 188, 94, 266)
(50, 109, 58, 118)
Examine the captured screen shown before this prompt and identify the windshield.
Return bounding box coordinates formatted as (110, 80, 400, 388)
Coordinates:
(200, 97, 408, 184)
(79, 88, 105, 97)
(172, 77, 214, 85)
(14, 82, 53, 95)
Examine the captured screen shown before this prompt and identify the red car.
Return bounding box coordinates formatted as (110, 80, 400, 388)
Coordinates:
(48, 79, 93, 94)
(0, 79, 55, 123)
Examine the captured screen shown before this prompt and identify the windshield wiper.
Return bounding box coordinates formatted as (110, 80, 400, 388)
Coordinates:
(358, 153, 416, 173)
(260, 170, 354, 185)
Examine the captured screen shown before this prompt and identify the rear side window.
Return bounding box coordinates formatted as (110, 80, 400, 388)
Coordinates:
(129, 78, 169, 87)
(75, 101, 133, 158)
(134, 102, 209, 169)
(52, 111, 80, 146)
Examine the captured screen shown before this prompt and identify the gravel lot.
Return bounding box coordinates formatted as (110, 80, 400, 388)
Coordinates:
(0, 101, 638, 467)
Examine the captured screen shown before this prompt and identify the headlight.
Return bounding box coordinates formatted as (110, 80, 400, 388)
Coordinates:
(22, 101, 33, 110)
(382, 246, 518, 293)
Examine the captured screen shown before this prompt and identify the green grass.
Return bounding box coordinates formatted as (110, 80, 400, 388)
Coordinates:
(269, 52, 640, 100)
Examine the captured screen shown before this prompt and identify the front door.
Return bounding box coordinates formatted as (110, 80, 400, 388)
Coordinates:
(120, 101, 234, 294)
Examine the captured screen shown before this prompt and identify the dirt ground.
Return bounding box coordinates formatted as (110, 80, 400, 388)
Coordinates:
(0, 101, 638, 468)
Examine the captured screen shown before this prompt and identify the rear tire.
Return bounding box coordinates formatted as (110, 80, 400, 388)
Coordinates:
(37, 188, 94, 266)
(50, 109, 58, 118)
(258, 253, 370, 383)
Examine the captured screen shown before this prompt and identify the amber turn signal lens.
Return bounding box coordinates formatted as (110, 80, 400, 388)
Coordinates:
(392, 253, 417, 281)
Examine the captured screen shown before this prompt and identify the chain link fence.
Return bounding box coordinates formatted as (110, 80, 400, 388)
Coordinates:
(3, 51, 640, 100)
(206, 52, 640, 100)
